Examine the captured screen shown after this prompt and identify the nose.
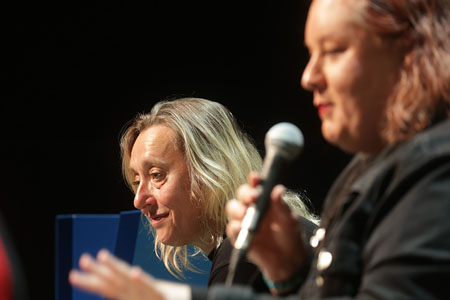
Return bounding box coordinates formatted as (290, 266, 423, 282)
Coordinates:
(301, 54, 325, 92)
(133, 181, 155, 210)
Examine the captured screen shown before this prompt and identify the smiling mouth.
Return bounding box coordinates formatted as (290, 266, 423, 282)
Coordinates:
(150, 212, 170, 222)
(317, 103, 333, 117)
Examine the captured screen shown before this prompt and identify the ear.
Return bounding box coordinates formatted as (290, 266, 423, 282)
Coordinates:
(190, 189, 202, 209)
(403, 51, 414, 69)
(400, 33, 418, 69)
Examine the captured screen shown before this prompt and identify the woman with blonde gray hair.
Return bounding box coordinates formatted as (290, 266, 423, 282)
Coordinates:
(71, 97, 318, 295)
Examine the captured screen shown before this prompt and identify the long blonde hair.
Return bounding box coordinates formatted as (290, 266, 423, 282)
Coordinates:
(120, 97, 318, 277)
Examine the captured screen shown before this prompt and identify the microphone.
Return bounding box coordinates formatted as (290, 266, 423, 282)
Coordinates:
(226, 122, 304, 286)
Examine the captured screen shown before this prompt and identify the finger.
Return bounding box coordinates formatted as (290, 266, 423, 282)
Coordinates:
(96, 249, 142, 296)
(270, 184, 285, 204)
(248, 171, 262, 187)
(130, 265, 154, 284)
(236, 183, 261, 205)
(78, 253, 98, 272)
(271, 185, 300, 220)
(78, 252, 118, 287)
(226, 220, 243, 244)
(226, 199, 247, 220)
(97, 249, 132, 277)
(69, 269, 111, 298)
(129, 266, 168, 300)
(128, 266, 150, 296)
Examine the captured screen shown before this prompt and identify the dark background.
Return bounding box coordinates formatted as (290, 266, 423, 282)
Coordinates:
(3, 0, 351, 298)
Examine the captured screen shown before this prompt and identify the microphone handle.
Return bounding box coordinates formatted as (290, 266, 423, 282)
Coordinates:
(226, 155, 287, 286)
(252, 154, 287, 232)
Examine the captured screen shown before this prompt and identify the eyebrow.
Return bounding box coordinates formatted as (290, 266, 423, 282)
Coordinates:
(305, 31, 341, 45)
(129, 158, 168, 175)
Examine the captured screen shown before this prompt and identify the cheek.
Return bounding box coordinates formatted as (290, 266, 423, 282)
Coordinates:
(157, 189, 186, 210)
(170, 198, 202, 239)
(328, 52, 362, 95)
(330, 56, 371, 116)
(178, 198, 201, 221)
(161, 182, 198, 217)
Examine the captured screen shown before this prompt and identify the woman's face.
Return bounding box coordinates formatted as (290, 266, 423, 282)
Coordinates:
(129, 124, 204, 247)
(301, 0, 403, 154)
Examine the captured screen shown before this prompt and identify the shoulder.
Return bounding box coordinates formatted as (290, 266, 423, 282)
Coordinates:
(353, 119, 450, 199)
(299, 216, 318, 240)
(208, 237, 270, 293)
(383, 119, 450, 175)
(359, 120, 450, 295)
(355, 123, 450, 298)
(210, 238, 233, 270)
(358, 119, 450, 236)
(207, 238, 233, 287)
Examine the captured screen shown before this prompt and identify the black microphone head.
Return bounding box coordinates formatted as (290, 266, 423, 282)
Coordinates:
(264, 122, 304, 161)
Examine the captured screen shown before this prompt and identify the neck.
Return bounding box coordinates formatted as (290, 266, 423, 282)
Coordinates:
(194, 237, 216, 254)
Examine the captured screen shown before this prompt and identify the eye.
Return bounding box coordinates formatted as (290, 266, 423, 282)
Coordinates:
(149, 168, 166, 182)
(131, 174, 140, 187)
(131, 180, 140, 187)
(130, 178, 140, 194)
(324, 47, 345, 56)
(151, 172, 163, 180)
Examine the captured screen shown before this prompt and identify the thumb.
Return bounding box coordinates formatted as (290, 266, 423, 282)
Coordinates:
(271, 184, 285, 205)
(270, 185, 295, 220)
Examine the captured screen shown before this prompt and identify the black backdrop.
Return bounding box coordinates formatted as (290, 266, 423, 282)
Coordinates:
(3, 0, 351, 298)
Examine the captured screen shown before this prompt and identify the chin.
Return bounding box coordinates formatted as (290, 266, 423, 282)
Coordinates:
(156, 231, 172, 244)
(322, 128, 356, 153)
(157, 234, 184, 246)
(322, 127, 339, 146)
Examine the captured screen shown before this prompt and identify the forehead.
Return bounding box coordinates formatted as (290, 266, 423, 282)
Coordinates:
(305, 0, 365, 43)
(130, 124, 182, 166)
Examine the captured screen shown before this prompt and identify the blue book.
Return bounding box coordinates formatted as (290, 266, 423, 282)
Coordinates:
(55, 211, 210, 300)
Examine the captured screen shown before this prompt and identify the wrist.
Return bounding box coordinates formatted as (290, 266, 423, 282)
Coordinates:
(155, 280, 191, 300)
(262, 268, 306, 295)
(261, 254, 304, 283)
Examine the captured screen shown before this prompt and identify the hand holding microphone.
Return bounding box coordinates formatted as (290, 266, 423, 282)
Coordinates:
(226, 122, 304, 285)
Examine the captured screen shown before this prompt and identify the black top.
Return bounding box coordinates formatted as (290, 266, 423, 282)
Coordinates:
(195, 119, 450, 299)
(206, 217, 318, 293)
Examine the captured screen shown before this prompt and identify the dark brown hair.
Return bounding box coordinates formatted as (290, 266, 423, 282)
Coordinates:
(362, 0, 450, 143)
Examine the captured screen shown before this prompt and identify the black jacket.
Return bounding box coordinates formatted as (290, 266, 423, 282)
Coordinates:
(201, 119, 450, 299)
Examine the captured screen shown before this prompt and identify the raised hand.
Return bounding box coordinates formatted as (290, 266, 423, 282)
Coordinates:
(69, 249, 190, 300)
(226, 172, 307, 282)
